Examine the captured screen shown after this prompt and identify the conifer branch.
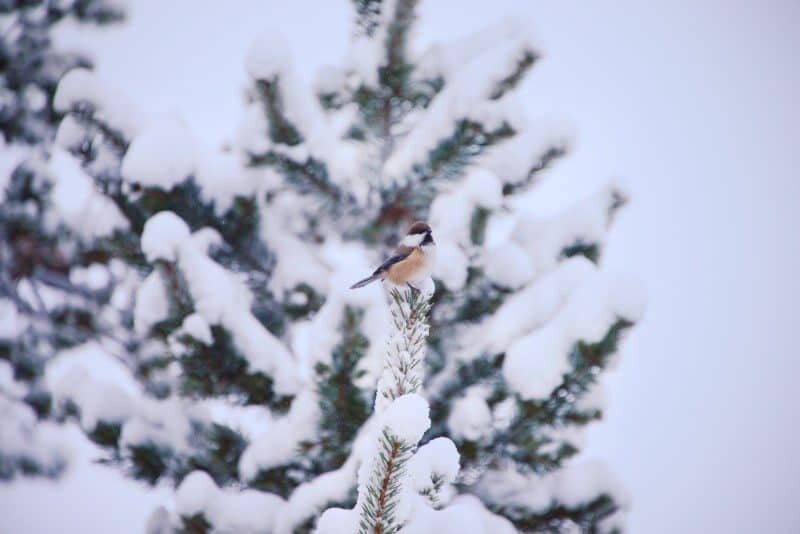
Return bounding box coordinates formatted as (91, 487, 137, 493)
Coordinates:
(501, 145, 568, 196)
(254, 78, 304, 146)
(248, 149, 347, 209)
(376, 288, 431, 408)
(380, 0, 419, 97)
(488, 48, 539, 100)
(410, 119, 516, 184)
(357, 288, 432, 534)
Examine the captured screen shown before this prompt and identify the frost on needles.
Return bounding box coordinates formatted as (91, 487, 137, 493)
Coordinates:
(1, 0, 643, 532)
(316, 288, 448, 533)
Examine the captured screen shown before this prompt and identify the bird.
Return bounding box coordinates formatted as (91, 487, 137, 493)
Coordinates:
(350, 221, 436, 291)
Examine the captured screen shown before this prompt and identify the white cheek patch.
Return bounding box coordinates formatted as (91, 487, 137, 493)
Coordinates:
(401, 233, 424, 247)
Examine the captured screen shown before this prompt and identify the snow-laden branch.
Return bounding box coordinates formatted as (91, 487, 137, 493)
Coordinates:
(242, 32, 363, 208)
(139, 211, 300, 395)
(356, 288, 432, 533)
(316, 287, 438, 533)
(373, 288, 431, 410)
(315, 285, 514, 533)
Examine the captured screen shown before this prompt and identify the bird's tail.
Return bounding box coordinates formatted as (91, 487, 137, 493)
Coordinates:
(350, 274, 382, 289)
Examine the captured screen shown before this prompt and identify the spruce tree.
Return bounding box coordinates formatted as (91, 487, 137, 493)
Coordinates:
(0, 0, 125, 480)
(0, 1, 643, 532)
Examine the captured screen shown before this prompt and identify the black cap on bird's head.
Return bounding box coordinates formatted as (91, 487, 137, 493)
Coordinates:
(406, 221, 434, 246)
(407, 221, 431, 235)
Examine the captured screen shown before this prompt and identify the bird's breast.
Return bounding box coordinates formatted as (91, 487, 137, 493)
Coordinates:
(385, 248, 428, 284)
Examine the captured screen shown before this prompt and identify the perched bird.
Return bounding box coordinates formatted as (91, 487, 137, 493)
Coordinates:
(350, 221, 436, 290)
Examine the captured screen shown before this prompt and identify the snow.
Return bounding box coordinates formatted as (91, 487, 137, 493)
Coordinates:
(53, 68, 143, 139)
(245, 30, 292, 80)
(384, 26, 537, 182)
(15, 278, 64, 313)
(2, 5, 652, 533)
(312, 64, 344, 96)
(69, 263, 111, 290)
(429, 175, 482, 244)
(461, 167, 504, 210)
(194, 150, 260, 213)
(23, 84, 47, 111)
(490, 397, 517, 433)
(134, 216, 297, 393)
(118, 397, 199, 452)
(120, 118, 196, 189)
(133, 270, 169, 334)
(539, 424, 588, 456)
(511, 181, 628, 274)
(479, 119, 575, 187)
(408, 437, 460, 492)
(178, 242, 252, 328)
(0, 361, 26, 398)
(343, 36, 381, 88)
(598, 509, 627, 533)
(178, 313, 213, 345)
(277, 466, 353, 533)
(140, 211, 191, 262)
(175, 470, 285, 532)
(483, 240, 535, 288)
(0, 420, 170, 533)
(427, 167, 504, 289)
(554, 460, 630, 507)
(476, 459, 628, 516)
(295, 242, 392, 385)
(431, 241, 467, 291)
(351, 395, 431, 532)
(381, 393, 431, 444)
(372, 282, 434, 413)
(199, 401, 273, 442)
(0, 298, 27, 339)
(0, 141, 26, 203)
(235, 101, 271, 155)
(447, 390, 492, 442)
(175, 242, 242, 321)
(468, 256, 594, 358)
(45, 343, 139, 430)
(243, 30, 367, 195)
(274, 418, 378, 534)
(314, 507, 359, 534)
(415, 16, 540, 81)
(176, 238, 300, 393)
(48, 149, 128, 239)
(262, 193, 330, 295)
(42, 343, 202, 457)
(343, 0, 414, 90)
(54, 114, 85, 150)
(46, 343, 141, 399)
(400, 494, 517, 534)
(0, 396, 69, 473)
(202, 303, 294, 387)
(576, 381, 609, 413)
(502, 265, 645, 400)
(188, 226, 223, 252)
(238, 390, 317, 478)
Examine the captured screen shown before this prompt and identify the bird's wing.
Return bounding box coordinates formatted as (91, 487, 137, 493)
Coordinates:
(372, 245, 414, 275)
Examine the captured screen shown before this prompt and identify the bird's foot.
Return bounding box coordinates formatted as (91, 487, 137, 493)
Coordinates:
(406, 282, 421, 295)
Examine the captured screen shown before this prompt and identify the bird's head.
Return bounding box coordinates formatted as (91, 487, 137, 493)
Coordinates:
(402, 221, 434, 247)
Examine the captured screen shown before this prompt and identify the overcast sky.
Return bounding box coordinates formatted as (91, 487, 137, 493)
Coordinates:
(2, 1, 799, 532)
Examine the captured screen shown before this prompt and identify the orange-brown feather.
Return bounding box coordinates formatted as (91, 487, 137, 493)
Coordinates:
(384, 248, 424, 284)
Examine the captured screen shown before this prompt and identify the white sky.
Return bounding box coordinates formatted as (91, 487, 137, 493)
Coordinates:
(2, 1, 799, 532)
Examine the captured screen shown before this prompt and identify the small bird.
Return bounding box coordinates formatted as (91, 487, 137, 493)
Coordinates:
(350, 221, 436, 291)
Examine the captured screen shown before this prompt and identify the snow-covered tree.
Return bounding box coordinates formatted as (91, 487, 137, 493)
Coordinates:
(0, 0, 126, 480)
(0, 1, 644, 532)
